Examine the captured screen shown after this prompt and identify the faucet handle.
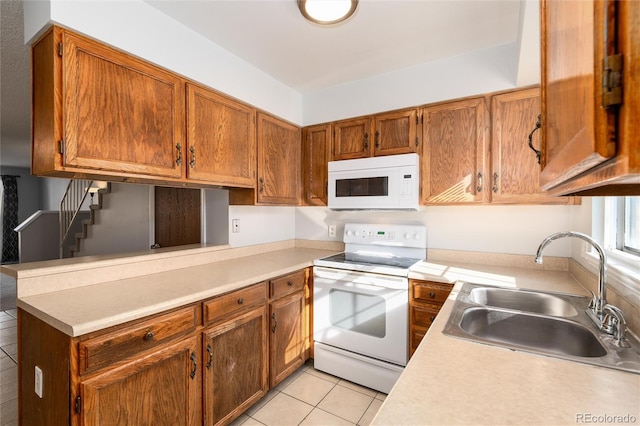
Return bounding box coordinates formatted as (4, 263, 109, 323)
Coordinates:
(602, 304, 629, 347)
(588, 291, 597, 310)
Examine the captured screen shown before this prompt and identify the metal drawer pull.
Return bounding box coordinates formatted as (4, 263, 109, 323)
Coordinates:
(287, 281, 293, 287)
(206, 344, 213, 369)
(527, 114, 542, 164)
(238, 298, 244, 305)
(144, 332, 154, 341)
(429, 292, 436, 299)
(190, 352, 197, 379)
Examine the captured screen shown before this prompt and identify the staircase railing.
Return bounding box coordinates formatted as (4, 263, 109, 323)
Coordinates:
(59, 179, 93, 258)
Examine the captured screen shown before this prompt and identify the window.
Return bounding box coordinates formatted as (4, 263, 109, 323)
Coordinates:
(622, 197, 640, 255)
(596, 196, 640, 293)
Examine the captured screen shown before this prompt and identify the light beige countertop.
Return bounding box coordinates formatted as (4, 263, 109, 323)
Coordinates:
(11, 244, 337, 337)
(374, 260, 640, 425)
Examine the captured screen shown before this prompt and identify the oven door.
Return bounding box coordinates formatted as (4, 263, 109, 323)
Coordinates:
(313, 266, 408, 366)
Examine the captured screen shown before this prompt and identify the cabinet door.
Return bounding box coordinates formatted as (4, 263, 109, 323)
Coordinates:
(62, 30, 184, 178)
(79, 336, 200, 426)
(373, 109, 420, 156)
(302, 124, 332, 206)
(203, 307, 267, 426)
(256, 113, 301, 205)
(333, 117, 372, 160)
(186, 84, 256, 187)
(539, 0, 614, 190)
(491, 88, 573, 204)
(421, 98, 489, 204)
(269, 292, 305, 387)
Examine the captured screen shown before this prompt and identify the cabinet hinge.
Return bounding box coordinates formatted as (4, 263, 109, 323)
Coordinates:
(415, 115, 419, 125)
(602, 54, 623, 108)
(415, 136, 419, 147)
(58, 139, 65, 155)
(75, 395, 82, 414)
(57, 42, 63, 57)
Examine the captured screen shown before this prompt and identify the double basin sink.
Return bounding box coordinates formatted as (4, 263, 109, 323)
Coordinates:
(443, 283, 640, 374)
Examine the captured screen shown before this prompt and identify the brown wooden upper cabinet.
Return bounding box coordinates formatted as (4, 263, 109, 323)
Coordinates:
(421, 98, 489, 204)
(32, 25, 264, 190)
(333, 109, 420, 160)
(539, 0, 640, 195)
(32, 26, 185, 181)
(256, 113, 301, 205)
(490, 88, 574, 204)
(302, 123, 332, 206)
(186, 83, 256, 187)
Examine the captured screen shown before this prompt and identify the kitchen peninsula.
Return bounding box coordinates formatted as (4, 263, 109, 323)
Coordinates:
(3, 240, 340, 425)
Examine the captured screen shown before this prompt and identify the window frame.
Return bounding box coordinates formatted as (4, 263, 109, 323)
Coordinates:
(585, 197, 640, 296)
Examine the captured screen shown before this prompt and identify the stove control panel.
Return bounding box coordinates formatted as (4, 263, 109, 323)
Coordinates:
(343, 223, 427, 248)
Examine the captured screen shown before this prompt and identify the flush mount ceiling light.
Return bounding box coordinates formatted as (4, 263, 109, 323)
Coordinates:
(298, 0, 358, 25)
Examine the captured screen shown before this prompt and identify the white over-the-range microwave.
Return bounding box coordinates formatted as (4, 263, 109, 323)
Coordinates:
(327, 153, 420, 210)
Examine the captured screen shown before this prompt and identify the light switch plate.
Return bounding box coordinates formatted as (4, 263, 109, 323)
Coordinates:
(35, 366, 43, 398)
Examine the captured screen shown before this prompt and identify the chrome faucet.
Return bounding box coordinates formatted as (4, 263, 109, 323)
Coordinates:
(534, 231, 615, 332)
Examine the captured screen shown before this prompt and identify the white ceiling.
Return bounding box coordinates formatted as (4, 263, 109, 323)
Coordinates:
(0, 0, 525, 168)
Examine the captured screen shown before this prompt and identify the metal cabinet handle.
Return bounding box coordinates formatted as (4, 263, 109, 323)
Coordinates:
(175, 144, 182, 166)
(189, 352, 197, 379)
(189, 146, 196, 168)
(144, 332, 154, 341)
(272, 312, 277, 334)
(429, 292, 436, 299)
(363, 133, 369, 150)
(259, 177, 265, 194)
(206, 344, 213, 370)
(430, 316, 436, 323)
(527, 114, 542, 164)
(237, 298, 244, 305)
(476, 172, 483, 193)
(287, 281, 293, 287)
(492, 172, 499, 193)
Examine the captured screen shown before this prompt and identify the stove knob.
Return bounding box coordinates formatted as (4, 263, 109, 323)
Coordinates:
(414, 233, 422, 240)
(354, 230, 360, 237)
(346, 229, 353, 237)
(404, 233, 411, 239)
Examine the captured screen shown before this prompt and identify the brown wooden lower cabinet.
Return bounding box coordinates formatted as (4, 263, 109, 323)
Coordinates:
(409, 279, 454, 357)
(268, 270, 307, 387)
(203, 306, 268, 426)
(79, 336, 201, 426)
(18, 268, 310, 426)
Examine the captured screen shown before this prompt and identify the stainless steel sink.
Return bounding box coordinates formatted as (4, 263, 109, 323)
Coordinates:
(459, 307, 607, 358)
(443, 282, 640, 374)
(468, 287, 579, 317)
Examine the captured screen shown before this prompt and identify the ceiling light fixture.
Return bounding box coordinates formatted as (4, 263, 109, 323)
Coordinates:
(298, 0, 358, 25)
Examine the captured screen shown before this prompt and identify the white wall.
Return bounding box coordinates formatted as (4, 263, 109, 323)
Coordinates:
(79, 183, 151, 256)
(228, 206, 296, 247)
(23, 0, 302, 125)
(296, 205, 578, 257)
(302, 42, 520, 125)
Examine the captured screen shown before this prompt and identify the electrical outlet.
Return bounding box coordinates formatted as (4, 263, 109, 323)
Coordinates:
(232, 219, 240, 233)
(328, 225, 336, 238)
(35, 366, 43, 398)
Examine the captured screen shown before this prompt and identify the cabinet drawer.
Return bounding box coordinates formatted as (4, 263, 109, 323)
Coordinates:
(78, 304, 199, 375)
(412, 304, 443, 328)
(410, 326, 428, 354)
(270, 269, 306, 300)
(204, 283, 267, 326)
(412, 281, 453, 304)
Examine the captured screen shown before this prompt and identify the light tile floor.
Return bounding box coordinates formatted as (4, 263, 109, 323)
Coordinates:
(0, 307, 383, 426)
(232, 361, 385, 426)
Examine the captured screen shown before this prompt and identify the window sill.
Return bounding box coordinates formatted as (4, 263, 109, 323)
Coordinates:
(580, 248, 640, 297)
